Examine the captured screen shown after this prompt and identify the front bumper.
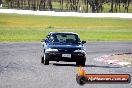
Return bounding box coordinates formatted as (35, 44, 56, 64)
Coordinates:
(45, 51, 86, 62)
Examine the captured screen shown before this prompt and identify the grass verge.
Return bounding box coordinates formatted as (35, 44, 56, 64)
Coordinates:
(0, 14, 132, 42)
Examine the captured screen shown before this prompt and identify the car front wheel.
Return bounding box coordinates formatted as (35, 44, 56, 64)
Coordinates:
(76, 58, 86, 66)
(41, 54, 49, 65)
(41, 55, 44, 63)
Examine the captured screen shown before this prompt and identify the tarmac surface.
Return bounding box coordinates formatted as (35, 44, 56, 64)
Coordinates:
(0, 42, 132, 88)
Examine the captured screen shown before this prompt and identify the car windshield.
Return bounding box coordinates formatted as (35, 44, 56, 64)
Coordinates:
(51, 33, 81, 44)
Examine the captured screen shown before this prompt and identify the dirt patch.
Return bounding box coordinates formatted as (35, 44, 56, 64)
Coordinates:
(109, 53, 132, 66)
(96, 53, 132, 67)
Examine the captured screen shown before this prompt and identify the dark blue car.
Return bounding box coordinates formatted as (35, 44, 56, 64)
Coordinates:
(41, 32, 86, 66)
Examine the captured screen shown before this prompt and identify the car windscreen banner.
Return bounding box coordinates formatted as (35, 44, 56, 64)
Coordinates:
(76, 67, 131, 85)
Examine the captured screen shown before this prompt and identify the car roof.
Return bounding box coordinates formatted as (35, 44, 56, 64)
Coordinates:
(49, 32, 78, 35)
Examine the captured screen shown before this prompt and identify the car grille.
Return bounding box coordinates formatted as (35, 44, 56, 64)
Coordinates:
(58, 49, 75, 52)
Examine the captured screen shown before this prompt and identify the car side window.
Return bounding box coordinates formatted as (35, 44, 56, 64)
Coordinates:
(46, 35, 54, 42)
(44, 35, 49, 43)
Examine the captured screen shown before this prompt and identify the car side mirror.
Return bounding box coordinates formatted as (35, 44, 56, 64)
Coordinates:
(82, 41, 86, 44)
(46, 35, 49, 38)
(41, 39, 45, 42)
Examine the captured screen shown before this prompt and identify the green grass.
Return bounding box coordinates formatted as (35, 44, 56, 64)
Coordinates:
(0, 14, 132, 42)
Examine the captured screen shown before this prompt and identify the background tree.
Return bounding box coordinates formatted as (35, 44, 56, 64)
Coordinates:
(3, 0, 132, 13)
(0, 0, 2, 5)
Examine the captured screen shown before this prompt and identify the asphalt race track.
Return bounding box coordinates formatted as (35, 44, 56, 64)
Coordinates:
(0, 42, 132, 88)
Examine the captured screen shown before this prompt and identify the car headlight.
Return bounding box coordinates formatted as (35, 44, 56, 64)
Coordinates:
(46, 48, 58, 52)
(74, 49, 85, 53)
